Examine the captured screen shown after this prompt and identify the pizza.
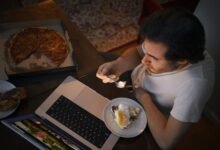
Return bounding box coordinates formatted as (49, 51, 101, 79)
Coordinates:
(5, 27, 68, 71)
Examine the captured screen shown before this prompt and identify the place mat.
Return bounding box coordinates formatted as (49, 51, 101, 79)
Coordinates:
(54, 0, 143, 52)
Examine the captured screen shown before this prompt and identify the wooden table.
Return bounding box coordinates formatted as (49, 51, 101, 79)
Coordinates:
(0, 0, 106, 110)
(0, 1, 160, 149)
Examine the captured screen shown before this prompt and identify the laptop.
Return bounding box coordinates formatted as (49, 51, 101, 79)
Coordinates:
(2, 76, 119, 150)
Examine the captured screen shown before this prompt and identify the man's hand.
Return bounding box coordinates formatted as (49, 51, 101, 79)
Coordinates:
(96, 73, 119, 83)
(96, 60, 122, 83)
(96, 45, 141, 84)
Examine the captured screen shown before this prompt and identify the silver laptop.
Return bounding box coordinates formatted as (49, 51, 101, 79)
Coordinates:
(35, 76, 119, 150)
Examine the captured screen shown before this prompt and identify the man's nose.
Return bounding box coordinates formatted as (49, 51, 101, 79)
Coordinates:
(142, 55, 151, 64)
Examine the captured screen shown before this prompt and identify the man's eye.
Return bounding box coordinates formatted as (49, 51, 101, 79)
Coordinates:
(152, 57, 159, 61)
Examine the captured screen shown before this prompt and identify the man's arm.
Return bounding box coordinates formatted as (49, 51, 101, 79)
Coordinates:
(136, 88, 192, 150)
(116, 46, 142, 73)
(97, 46, 142, 78)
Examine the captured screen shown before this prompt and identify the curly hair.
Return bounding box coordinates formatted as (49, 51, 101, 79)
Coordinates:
(140, 8, 205, 64)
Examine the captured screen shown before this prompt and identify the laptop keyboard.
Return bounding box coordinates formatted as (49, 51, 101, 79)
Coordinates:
(46, 95, 111, 148)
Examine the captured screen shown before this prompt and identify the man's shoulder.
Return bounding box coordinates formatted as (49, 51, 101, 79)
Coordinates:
(186, 51, 214, 75)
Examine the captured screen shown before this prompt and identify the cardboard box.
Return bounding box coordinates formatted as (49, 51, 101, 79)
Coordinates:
(0, 19, 77, 79)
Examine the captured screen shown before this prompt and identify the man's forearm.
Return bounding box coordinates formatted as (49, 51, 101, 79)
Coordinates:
(139, 93, 191, 150)
(115, 47, 141, 73)
(139, 96, 167, 140)
(138, 93, 174, 149)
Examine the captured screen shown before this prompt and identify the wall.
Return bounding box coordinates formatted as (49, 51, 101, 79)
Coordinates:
(0, 0, 21, 12)
(194, 0, 220, 126)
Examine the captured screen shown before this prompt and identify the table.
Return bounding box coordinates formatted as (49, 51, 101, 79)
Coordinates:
(0, 1, 160, 149)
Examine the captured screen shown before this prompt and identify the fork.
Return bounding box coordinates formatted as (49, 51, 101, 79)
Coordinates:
(108, 76, 133, 89)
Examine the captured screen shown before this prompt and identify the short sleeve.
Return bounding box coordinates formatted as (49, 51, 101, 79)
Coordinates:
(170, 79, 212, 123)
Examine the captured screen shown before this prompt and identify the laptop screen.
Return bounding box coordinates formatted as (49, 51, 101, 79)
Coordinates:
(2, 114, 89, 150)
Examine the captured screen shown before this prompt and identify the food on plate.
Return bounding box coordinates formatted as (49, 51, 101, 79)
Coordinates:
(1, 87, 27, 100)
(0, 97, 18, 112)
(0, 87, 27, 111)
(111, 103, 141, 129)
(5, 27, 68, 71)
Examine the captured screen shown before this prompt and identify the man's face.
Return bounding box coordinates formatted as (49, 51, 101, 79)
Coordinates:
(141, 39, 179, 74)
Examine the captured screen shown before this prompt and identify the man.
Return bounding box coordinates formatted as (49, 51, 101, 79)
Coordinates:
(96, 8, 215, 149)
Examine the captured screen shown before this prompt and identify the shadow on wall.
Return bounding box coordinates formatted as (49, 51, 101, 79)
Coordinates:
(194, 0, 220, 126)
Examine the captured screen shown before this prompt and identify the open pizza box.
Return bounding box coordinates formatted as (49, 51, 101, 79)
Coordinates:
(0, 19, 77, 80)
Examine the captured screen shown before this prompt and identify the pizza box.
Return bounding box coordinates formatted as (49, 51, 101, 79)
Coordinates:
(0, 19, 78, 79)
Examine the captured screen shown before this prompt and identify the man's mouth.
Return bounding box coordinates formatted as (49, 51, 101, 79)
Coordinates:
(144, 65, 153, 74)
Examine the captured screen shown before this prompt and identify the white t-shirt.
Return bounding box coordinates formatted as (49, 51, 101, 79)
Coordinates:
(131, 51, 215, 123)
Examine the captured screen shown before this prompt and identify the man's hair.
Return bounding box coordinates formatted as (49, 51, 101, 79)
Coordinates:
(140, 8, 205, 64)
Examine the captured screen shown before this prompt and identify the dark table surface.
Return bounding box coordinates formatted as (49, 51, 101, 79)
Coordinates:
(0, 1, 160, 149)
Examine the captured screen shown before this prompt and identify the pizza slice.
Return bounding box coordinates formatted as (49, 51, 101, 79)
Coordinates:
(5, 28, 40, 64)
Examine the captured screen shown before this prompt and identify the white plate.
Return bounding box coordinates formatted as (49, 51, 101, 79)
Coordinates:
(103, 97, 147, 138)
(0, 80, 20, 119)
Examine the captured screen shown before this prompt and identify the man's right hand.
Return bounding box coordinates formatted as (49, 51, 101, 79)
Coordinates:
(96, 60, 122, 83)
(96, 45, 141, 83)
